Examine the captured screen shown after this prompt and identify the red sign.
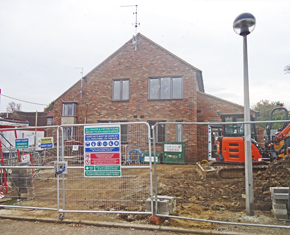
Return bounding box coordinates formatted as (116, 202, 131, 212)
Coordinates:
(86, 153, 120, 165)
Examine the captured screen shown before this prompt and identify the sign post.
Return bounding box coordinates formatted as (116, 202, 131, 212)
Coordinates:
(84, 125, 121, 177)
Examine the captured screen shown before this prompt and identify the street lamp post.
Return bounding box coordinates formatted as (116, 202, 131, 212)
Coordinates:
(233, 13, 256, 216)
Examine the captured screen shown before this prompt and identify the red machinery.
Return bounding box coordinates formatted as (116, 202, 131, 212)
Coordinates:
(266, 107, 290, 159)
(0, 118, 35, 195)
(197, 107, 290, 179)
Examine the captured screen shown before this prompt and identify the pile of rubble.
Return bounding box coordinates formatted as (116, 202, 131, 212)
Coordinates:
(255, 156, 290, 192)
(256, 156, 290, 183)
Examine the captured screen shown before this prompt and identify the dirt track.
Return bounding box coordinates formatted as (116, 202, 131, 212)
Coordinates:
(0, 218, 185, 235)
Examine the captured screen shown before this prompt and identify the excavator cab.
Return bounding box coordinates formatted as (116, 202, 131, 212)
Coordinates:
(196, 113, 267, 179)
(216, 113, 263, 163)
(266, 107, 290, 158)
(222, 113, 257, 140)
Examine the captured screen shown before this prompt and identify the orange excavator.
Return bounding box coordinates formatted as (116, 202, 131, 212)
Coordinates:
(215, 113, 264, 163)
(265, 107, 290, 159)
(197, 107, 290, 179)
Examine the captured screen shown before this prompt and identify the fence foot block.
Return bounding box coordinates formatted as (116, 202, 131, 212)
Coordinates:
(149, 216, 166, 225)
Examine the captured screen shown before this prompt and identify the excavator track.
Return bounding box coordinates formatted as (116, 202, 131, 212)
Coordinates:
(215, 165, 268, 179)
(196, 161, 268, 180)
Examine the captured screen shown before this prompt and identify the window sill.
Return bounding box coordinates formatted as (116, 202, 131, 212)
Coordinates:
(148, 98, 183, 101)
(112, 100, 130, 102)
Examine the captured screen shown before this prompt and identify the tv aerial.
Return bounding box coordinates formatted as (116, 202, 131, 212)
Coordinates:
(121, 5, 140, 34)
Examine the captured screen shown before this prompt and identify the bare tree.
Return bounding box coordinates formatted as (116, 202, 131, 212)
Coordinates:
(284, 64, 290, 74)
(6, 102, 22, 113)
(43, 102, 54, 113)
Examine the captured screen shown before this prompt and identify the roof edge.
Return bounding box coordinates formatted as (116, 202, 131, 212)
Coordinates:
(53, 33, 205, 103)
(53, 36, 135, 103)
(197, 91, 244, 109)
(138, 33, 202, 72)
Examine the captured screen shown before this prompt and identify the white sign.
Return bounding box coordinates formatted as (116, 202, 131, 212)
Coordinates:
(72, 145, 79, 151)
(20, 153, 31, 163)
(164, 144, 182, 152)
(144, 156, 158, 162)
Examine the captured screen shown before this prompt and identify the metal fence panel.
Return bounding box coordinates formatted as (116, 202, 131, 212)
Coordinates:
(1, 122, 153, 220)
(0, 126, 59, 215)
(57, 122, 153, 219)
(153, 120, 290, 229)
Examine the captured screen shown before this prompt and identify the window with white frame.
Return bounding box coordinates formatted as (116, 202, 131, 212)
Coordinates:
(149, 77, 183, 100)
(148, 120, 166, 143)
(62, 102, 77, 116)
(112, 79, 129, 101)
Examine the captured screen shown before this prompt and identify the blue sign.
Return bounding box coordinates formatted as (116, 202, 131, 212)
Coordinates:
(85, 134, 119, 141)
(39, 137, 54, 149)
(40, 143, 53, 149)
(85, 147, 120, 152)
(15, 138, 29, 149)
(84, 125, 121, 178)
(85, 133, 120, 153)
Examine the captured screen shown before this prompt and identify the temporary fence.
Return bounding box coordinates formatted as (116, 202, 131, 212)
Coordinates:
(0, 122, 154, 220)
(1, 119, 290, 230)
(0, 125, 59, 214)
(152, 119, 290, 229)
(56, 122, 153, 219)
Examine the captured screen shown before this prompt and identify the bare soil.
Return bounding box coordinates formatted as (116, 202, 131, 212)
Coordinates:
(1, 156, 290, 234)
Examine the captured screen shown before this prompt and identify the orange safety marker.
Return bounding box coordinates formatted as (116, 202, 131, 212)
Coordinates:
(148, 216, 166, 225)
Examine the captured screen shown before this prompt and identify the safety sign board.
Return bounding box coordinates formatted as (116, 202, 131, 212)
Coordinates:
(84, 125, 121, 177)
(15, 138, 29, 149)
(39, 137, 54, 149)
(20, 153, 31, 163)
(164, 144, 182, 152)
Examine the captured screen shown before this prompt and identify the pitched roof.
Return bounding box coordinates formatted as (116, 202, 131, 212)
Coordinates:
(53, 33, 204, 103)
(2, 111, 48, 126)
(85, 33, 204, 91)
(47, 109, 55, 117)
(197, 91, 244, 109)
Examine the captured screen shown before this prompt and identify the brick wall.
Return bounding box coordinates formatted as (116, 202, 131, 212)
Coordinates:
(54, 35, 199, 123)
(52, 34, 261, 163)
(196, 92, 245, 161)
(53, 34, 200, 162)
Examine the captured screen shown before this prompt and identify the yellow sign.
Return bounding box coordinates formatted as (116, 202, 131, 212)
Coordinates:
(39, 137, 54, 149)
(40, 137, 53, 144)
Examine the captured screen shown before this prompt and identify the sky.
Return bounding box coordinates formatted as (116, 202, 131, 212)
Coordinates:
(0, 0, 289, 113)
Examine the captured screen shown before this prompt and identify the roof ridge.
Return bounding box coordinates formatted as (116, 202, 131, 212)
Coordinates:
(53, 33, 204, 103)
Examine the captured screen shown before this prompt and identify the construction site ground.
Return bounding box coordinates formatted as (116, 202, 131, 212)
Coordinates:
(1, 156, 290, 234)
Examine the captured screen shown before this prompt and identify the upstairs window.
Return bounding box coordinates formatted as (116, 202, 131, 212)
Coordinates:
(112, 79, 129, 101)
(149, 77, 183, 100)
(47, 117, 53, 125)
(62, 102, 77, 116)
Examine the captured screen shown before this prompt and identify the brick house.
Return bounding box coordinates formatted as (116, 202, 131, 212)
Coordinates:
(1, 111, 48, 126)
(51, 33, 245, 162)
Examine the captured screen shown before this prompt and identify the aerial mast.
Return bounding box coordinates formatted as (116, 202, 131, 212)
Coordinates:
(74, 67, 84, 99)
(121, 5, 140, 35)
